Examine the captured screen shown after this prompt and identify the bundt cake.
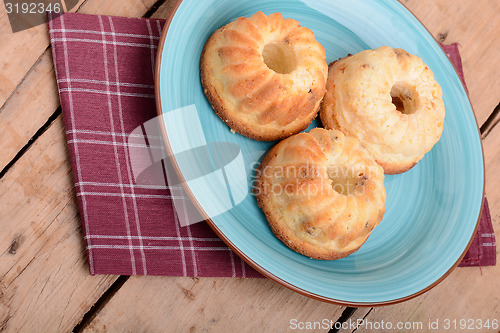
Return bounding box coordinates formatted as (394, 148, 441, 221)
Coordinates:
(320, 46, 445, 174)
(201, 11, 328, 141)
(254, 128, 386, 260)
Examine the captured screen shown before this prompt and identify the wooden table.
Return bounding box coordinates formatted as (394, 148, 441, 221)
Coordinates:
(0, 0, 499, 332)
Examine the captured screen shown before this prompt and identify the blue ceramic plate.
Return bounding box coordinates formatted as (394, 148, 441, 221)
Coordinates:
(155, 0, 484, 305)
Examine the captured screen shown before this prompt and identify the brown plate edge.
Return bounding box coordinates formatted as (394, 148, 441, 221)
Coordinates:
(153, 0, 486, 307)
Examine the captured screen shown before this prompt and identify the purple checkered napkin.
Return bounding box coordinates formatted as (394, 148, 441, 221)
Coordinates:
(49, 12, 261, 277)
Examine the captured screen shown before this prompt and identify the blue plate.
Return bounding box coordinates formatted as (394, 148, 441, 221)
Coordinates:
(155, 0, 484, 305)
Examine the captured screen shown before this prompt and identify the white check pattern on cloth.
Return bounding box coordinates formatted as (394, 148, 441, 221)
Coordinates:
(49, 12, 95, 274)
(48, 12, 259, 277)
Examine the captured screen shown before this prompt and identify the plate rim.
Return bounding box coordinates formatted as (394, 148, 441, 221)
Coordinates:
(153, 0, 485, 306)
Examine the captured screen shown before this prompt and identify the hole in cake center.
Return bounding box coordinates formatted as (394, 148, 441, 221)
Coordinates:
(327, 166, 367, 196)
(262, 41, 297, 74)
(391, 82, 418, 114)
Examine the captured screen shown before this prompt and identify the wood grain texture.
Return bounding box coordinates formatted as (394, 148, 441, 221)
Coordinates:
(338, 126, 500, 333)
(0, 0, 158, 172)
(0, 0, 85, 104)
(81, 276, 344, 333)
(0, 50, 59, 171)
(0, 116, 117, 332)
(0, 0, 160, 107)
(481, 104, 500, 139)
(0, 2, 13, 34)
(403, 0, 500, 126)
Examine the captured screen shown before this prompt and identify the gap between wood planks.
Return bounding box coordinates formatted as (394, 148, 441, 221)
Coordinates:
(332, 308, 373, 333)
(0, 0, 88, 112)
(0, 0, 498, 330)
(0, 0, 165, 115)
(480, 102, 500, 139)
(72, 276, 130, 333)
(0, 0, 167, 181)
(328, 307, 358, 333)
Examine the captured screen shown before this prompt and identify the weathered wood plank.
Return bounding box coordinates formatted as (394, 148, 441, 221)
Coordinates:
(0, 115, 117, 332)
(338, 126, 500, 333)
(403, 0, 500, 126)
(0, 0, 161, 173)
(481, 105, 500, 140)
(81, 276, 345, 333)
(0, 3, 12, 34)
(0, 50, 60, 170)
(0, 0, 85, 104)
(0, 0, 161, 107)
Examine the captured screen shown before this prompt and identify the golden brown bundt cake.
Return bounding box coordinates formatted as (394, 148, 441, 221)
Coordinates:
(320, 46, 445, 174)
(201, 11, 328, 141)
(255, 128, 386, 260)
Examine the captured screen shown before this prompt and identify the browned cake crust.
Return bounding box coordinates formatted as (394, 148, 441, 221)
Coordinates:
(200, 11, 328, 141)
(255, 128, 386, 260)
(320, 46, 445, 174)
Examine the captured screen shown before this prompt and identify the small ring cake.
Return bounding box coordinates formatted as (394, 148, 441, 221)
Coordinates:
(201, 11, 328, 141)
(320, 46, 445, 174)
(255, 128, 386, 260)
